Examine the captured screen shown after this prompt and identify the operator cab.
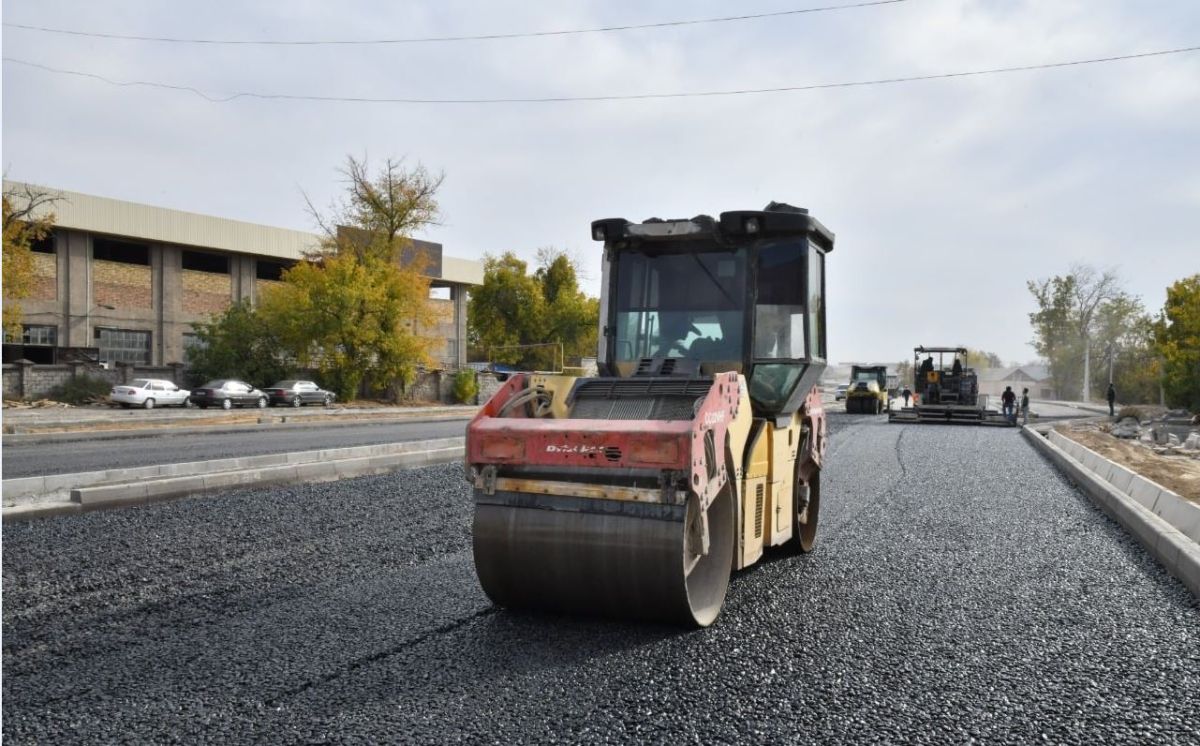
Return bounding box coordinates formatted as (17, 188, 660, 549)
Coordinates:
(592, 203, 835, 417)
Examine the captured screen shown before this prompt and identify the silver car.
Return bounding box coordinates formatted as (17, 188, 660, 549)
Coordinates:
(110, 378, 192, 409)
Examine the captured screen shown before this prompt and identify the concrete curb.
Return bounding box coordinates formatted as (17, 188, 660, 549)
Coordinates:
(2, 413, 472, 445)
(2, 405, 476, 432)
(1022, 425, 1200, 599)
(3, 437, 466, 502)
(3, 441, 465, 522)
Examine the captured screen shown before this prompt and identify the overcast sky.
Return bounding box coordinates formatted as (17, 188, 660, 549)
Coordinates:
(3, 0, 1198, 366)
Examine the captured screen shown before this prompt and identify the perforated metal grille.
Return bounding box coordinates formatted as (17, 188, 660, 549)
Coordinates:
(569, 396, 702, 421)
(754, 483, 764, 538)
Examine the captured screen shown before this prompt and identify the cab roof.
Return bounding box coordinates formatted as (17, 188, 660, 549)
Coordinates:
(591, 202, 835, 252)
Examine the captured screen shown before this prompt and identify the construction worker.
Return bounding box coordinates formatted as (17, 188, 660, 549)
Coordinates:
(1021, 388, 1030, 425)
(951, 357, 963, 376)
(1106, 382, 1117, 417)
(901, 387, 912, 407)
(1001, 386, 1016, 423)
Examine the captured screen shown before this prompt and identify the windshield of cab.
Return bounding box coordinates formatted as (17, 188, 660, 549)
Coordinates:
(613, 248, 745, 362)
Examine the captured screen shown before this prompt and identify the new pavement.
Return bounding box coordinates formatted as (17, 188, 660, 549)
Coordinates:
(3, 414, 1197, 743)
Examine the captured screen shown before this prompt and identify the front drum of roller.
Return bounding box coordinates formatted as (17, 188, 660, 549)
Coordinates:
(472, 487, 734, 627)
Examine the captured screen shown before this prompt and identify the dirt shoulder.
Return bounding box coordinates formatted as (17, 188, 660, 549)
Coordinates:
(1057, 426, 1200, 502)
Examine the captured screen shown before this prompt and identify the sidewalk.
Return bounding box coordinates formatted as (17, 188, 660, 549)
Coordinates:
(1, 403, 478, 442)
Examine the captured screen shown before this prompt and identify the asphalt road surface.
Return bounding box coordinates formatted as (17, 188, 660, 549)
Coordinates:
(0, 418, 471, 478)
(4, 413, 1198, 744)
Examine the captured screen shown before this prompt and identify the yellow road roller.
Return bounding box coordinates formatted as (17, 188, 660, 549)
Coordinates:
(466, 203, 835, 626)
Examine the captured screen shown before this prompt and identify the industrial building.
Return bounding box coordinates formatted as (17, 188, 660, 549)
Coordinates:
(2, 181, 483, 368)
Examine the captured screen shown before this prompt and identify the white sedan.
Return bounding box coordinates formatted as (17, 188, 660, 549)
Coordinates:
(110, 378, 192, 409)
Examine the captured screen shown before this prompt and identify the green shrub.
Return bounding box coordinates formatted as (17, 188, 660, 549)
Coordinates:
(453, 369, 479, 404)
(47, 374, 112, 405)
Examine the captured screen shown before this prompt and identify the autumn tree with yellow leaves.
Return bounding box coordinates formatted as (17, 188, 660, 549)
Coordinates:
(2, 183, 60, 338)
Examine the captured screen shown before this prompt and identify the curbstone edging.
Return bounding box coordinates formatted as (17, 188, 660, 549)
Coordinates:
(1022, 425, 1200, 599)
(7, 441, 466, 521)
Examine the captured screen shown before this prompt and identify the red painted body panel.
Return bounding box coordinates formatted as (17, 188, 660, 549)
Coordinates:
(466, 373, 741, 501)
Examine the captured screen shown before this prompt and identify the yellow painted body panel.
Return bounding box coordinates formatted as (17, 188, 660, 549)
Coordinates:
(764, 416, 801, 547)
(527, 373, 581, 419)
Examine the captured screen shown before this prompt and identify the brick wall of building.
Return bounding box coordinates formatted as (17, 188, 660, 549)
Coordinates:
(254, 279, 284, 303)
(425, 298, 457, 365)
(31, 252, 56, 301)
(182, 270, 232, 315)
(93, 260, 152, 309)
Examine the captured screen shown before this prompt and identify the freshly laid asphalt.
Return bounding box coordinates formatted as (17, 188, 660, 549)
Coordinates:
(4, 413, 1198, 744)
(0, 418, 471, 478)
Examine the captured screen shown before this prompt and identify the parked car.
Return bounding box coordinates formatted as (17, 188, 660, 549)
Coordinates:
(264, 380, 336, 408)
(189, 379, 268, 410)
(834, 384, 850, 401)
(110, 378, 192, 409)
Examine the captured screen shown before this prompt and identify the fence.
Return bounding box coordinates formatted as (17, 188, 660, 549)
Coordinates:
(2, 361, 188, 401)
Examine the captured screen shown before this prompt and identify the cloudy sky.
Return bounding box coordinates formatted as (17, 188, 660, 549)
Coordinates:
(3, 0, 1198, 366)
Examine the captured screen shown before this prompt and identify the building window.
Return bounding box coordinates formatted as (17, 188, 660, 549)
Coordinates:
(446, 339, 458, 360)
(31, 232, 55, 254)
(430, 286, 452, 301)
(95, 328, 151, 365)
(182, 250, 230, 274)
(255, 260, 290, 281)
(22, 325, 57, 346)
(93, 238, 150, 265)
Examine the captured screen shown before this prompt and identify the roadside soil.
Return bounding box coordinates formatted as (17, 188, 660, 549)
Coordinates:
(1057, 426, 1200, 501)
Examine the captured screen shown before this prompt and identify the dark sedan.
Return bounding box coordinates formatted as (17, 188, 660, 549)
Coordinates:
(189, 379, 268, 410)
(264, 380, 336, 408)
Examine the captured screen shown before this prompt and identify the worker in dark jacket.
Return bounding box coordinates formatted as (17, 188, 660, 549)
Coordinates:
(1106, 382, 1117, 416)
(1001, 386, 1016, 423)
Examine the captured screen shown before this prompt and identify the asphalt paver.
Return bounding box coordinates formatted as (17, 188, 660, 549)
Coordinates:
(4, 414, 1198, 744)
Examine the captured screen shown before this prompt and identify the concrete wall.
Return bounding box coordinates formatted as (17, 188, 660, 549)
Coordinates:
(2, 362, 188, 400)
(406, 369, 503, 405)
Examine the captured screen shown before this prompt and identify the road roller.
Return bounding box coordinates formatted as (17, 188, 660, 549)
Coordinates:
(466, 202, 835, 626)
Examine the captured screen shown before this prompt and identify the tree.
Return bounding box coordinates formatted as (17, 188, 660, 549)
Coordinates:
(1093, 293, 1159, 404)
(185, 300, 291, 386)
(1155, 274, 1200, 411)
(468, 252, 547, 367)
(264, 155, 443, 401)
(260, 252, 438, 400)
(3, 184, 61, 338)
(535, 248, 600, 365)
(1028, 264, 1121, 401)
(468, 249, 600, 370)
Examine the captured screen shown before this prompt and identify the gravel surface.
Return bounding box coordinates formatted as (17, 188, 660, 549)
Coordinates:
(0, 418, 470, 478)
(4, 413, 1198, 744)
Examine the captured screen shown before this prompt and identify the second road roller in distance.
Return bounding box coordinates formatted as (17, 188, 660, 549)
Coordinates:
(465, 202, 835, 627)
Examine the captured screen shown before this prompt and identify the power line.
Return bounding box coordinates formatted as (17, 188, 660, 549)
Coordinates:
(4, 46, 1197, 105)
(2, 0, 907, 45)
(14, 1, 909, 45)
